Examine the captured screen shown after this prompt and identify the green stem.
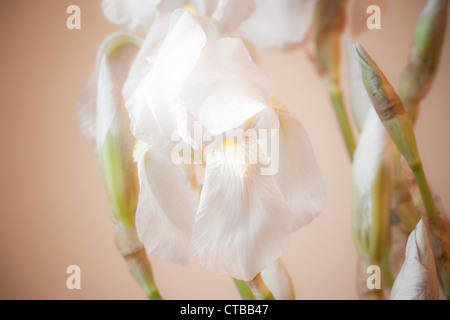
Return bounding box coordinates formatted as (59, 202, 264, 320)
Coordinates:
(125, 249, 163, 300)
(114, 223, 163, 300)
(326, 81, 356, 159)
(411, 163, 439, 221)
(261, 292, 275, 300)
(381, 249, 395, 289)
(233, 279, 255, 300)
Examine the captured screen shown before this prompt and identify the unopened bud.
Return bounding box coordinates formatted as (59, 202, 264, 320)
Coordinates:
(354, 43, 421, 169)
(96, 34, 141, 227)
(399, 0, 448, 122)
(314, 0, 348, 80)
(114, 221, 162, 300)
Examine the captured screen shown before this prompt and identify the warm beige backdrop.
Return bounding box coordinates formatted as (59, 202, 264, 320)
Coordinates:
(0, 0, 448, 300)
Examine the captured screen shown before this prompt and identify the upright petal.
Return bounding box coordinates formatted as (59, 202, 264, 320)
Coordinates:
(192, 141, 294, 281)
(239, 0, 317, 50)
(390, 220, 439, 300)
(150, 10, 207, 135)
(122, 15, 172, 145)
(124, 10, 207, 146)
(181, 36, 270, 136)
(133, 141, 198, 266)
(269, 99, 326, 230)
(101, 0, 161, 33)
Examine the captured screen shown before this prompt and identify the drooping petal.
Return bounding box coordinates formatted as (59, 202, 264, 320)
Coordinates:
(239, 0, 317, 50)
(133, 141, 198, 266)
(390, 220, 439, 300)
(260, 259, 295, 300)
(78, 32, 142, 149)
(345, 37, 372, 131)
(101, 0, 161, 33)
(269, 99, 326, 230)
(192, 141, 294, 281)
(181, 36, 270, 136)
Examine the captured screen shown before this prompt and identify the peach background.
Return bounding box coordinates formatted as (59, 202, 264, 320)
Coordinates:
(0, 0, 449, 300)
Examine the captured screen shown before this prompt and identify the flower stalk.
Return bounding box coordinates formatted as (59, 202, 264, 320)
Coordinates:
(326, 80, 356, 159)
(114, 222, 162, 300)
(233, 279, 255, 300)
(313, 0, 355, 159)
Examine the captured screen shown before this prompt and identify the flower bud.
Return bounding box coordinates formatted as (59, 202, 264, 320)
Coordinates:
(399, 0, 448, 123)
(78, 32, 142, 228)
(97, 50, 140, 228)
(354, 43, 421, 170)
(113, 221, 162, 300)
(314, 0, 347, 80)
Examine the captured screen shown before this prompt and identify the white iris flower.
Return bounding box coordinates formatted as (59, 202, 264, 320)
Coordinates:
(122, 9, 325, 281)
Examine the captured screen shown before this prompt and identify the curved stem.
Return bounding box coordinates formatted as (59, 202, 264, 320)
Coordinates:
(411, 163, 438, 221)
(326, 80, 356, 160)
(125, 248, 163, 300)
(114, 222, 163, 300)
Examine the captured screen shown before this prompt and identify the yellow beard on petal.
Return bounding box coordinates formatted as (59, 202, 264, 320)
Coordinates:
(221, 138, 238, 150)
(184, 5, 198, 15)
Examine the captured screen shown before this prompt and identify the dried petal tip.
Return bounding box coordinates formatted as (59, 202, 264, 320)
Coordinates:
(354, 43, 420, 169)
(314, 0, 348, 79)
(353, 43, 404, 122)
